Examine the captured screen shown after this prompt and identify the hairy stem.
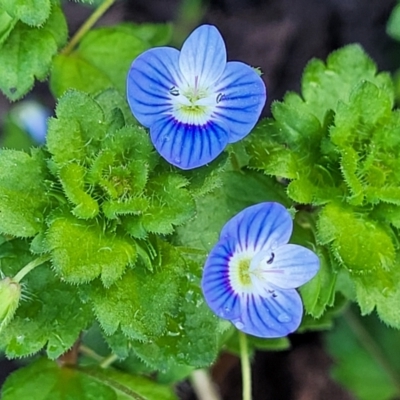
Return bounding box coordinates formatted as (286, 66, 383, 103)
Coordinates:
(13, 255, 51, 283)
(100, 353, 119, 369)
(61, 0, 116, 55)
(239, 331, 252, 400)
(190, 369, 222, 400)
(344, 309, 400, 395)
(79, 344, 104, 363)
(80, 345, 118, 369)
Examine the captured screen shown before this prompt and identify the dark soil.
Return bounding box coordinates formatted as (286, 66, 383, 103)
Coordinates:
(1, 0, 399, 398)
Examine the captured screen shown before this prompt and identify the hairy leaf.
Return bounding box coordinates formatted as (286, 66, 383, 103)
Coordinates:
(0, 3, 67, 100)
(0, 149, 48, 237)
(0, 0, 51, 26)
(47, 214, 136, 286)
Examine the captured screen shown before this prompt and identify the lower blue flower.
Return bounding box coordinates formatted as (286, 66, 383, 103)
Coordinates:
(201, 202, 320, 338)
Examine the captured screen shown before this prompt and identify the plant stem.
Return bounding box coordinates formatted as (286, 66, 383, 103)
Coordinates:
(13, 255, 51, 283)
(79, 344, 105, 363)
(79, 345, 118, 369)
(100, 353, 119, 369)
(344, 309, 400, 395)
(239, 331, 252, 400)
(61, 0, 116, 55)
(190, 369, 221, 400)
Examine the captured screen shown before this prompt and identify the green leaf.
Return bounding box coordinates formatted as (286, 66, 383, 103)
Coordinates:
(128, 258, 225, 370)
(317, 203, 395, 274)
(316, 202, 400, 327)
(94, 88, 136, 127)
(0, 0, 50, 26)
(83, 368, 178, 400)
(77, 24, 170, 93)
(140, 174, 195, 235)
(51, 23, 165, 97)
(54, 90, 107, 143)
(50, 53, 113, 98)
(0, 149, 49, 237)
(387, 2, 400, 41)
(326, 311, 400, 400)
(0, 8, 17, 46)
(47, 90, 107, 165)
(46, 118, 87, 165)
(224, 330, 290, 356)
(177, 169, 290, 252)
(0, 3, 67, 100)
(59, 163, 99, 219)
(92, 239, 184, 339)
(301, 44, 393, 122)
(1, 359, 116, 400)
(330, 81, 394, 205)
(0, 240, 93, 359)
(353, 266, 400, 329)
(300, 246, 337, 318)
(125, 22, 172, 46)
(247, 116, 343, 205)
(98, 243, 224, 370)
(47, 214, 136, 286)
(299, 293, 347, 332)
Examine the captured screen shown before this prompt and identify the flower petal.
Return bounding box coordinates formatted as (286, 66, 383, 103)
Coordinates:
(202, 240, 242, 321)
(179, 25, 227, 89)
(150, 115, 229, 169)
(259, 244, 320, 289)
(219, 203, 293, 253)
(213, 61, 266, 143)
(233, 289, 303, 338)
(126, 47, 184, 127)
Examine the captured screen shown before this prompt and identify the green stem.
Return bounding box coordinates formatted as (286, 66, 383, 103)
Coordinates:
(61, 0, 116, 55)
(190, 369, 222, 400)
(79, 344, 104, 363)
(100, 353, 119, 369)
(238, 331, 252, 400)
(13, 255, 51, 283)
(344, 309, 400, 395)
(79, 345, 118, 369)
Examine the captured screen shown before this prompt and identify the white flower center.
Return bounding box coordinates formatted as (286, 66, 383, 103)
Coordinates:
(228, 248, 282, 297)
(168, 76, 225, 125)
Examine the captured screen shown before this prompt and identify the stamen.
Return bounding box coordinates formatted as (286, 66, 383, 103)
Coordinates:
(216, 93, 225, 103)
(169, 86, 180, 96)
(266, 252, 275, 264)
(194, 76, 199, 96)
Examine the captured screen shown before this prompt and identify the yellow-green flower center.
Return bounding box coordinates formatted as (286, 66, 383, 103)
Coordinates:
(238, 258, 252, 286)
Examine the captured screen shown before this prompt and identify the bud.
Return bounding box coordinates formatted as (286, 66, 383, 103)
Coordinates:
(0, 277, 21, 331)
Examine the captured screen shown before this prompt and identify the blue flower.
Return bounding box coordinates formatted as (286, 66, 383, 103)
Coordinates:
(126, 24, 266, 170)
(201, 202, 319, 338)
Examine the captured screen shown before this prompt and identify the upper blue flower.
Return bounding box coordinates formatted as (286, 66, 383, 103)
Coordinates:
(201, 202, 320, 338)
(126, 24, 266, 170)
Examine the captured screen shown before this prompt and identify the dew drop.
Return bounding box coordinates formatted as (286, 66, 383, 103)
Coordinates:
(174, 157, 181, 165)
(277, 313, 291, 323)
(169, 86, 180, 96)
(234, 321, 244, 330)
